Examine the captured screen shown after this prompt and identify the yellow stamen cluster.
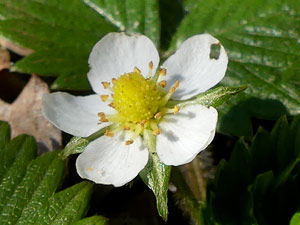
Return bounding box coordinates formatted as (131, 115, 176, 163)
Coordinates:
(98, 62, 180, 145)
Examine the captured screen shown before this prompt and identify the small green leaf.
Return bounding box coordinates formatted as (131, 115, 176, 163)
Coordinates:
(171, 0, 300, 137)
(61, 136, 89, 159)
(83, 0, 160, 46)
(74, 216, 108, 225)
(290, 212, 300, 225)
(140, 129, 171, 221)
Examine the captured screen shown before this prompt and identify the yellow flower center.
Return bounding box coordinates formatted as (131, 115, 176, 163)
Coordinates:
(98, 62, 180, 145)
(112, 72, 163, 123)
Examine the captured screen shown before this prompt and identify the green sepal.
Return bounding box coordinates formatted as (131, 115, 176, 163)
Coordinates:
(139, 129, 171, 221)
(167, 85, 247, 109)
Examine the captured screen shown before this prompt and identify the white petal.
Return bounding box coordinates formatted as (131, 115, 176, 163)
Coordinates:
(76, 132, 149, 187)
(88, 33, 160, 94)
(156, 104, 218, 166)
(161, 34, 228, 100)
(42, 92, 114, 137)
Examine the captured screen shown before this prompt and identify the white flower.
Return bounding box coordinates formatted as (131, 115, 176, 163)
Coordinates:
(42, 33, 228, 187)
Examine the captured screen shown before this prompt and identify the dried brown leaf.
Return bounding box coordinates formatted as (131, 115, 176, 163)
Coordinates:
(0, 74, 61, 153)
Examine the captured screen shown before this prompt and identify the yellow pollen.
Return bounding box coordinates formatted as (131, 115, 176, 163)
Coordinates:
(159, 68, 167, 76)
(101, 82, 110, 89)
(174, 105, 180, 114)
(152, 128, 162, 136)
(87, 167, 93, 171)
(105, 129, 114, 137)
(111, 72, 164, 123)
(100, 95, 109, 102)
(159, 80, 167, 88)
(125, 139, 134, 145)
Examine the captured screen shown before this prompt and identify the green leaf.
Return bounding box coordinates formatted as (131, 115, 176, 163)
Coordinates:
(170, 0, 300, 137)
(0, 121, 102, 224)
(0, 0, 117, 90)
(33, 182, 93, 224)
(74, 216, 108, 225)
(139, 129, 171, 221)
(290, 212, 300, 225)
(205, 116, 300, 224)
(83, 0, 160, 46)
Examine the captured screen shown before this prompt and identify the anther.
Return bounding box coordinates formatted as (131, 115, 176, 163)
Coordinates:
(134, 67, 141, 74)
(152, 128, 162, 136)
(98, 112, 105, 117)
(149, 61, 153, 70)
(105, 129, 114, 137)
(154, 112, 162, 120)
(100, 117, 109, 122)
(148, 61, 153, 78)
(108, 103, 115, 108)
(100, 95, 109, 102)
(169, 80, 179, 93)
(174, 105, 180, 114)
(101, 82, 110, 89)
(159, 68, 167, 76)
(112, 78, 117, 85)
(140, 120, 147, 127)
(123, 126, 130, 130)
(159, 80, 167, 88)
(125, 139, 134, 145)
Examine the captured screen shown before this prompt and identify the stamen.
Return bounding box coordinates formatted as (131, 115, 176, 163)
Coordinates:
(152, 128, 162, 136)
(105, 129, 114, 137)
(159, 80, 167, 88)
(123, 125, 130, 130)
(98, 112, 105, 117)
(112, 78, 117, 85)
(101, 82, 110, 89)
(100, 95, 109, 102)
(108, 103, 115, 108)
(100, 117, 109, 122)
(148, 61, 153, 78)
(140, 120, 147, 127)
(154, 112, 162, 120)
(159, 80, 180, 106)
(174, 105, 180, 114)
(158, 68, 166, 76)
(169, 80, 179, 93)
(125, 139, 134, 145)
(134, 67, 141, 74)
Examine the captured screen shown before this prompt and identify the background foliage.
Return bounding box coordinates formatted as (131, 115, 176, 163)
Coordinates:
(0, 0, 299, 224)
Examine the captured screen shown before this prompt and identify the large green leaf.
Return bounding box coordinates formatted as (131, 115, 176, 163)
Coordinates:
(0, 0, 160, 90)
(0, 121, 100, 224)
(204, 115, 300, 225)
(0, 0, 116, 90)
(170, 0, 300, 137)
(83, 0, 160, 46)
(139, 129, 171, 221)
